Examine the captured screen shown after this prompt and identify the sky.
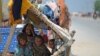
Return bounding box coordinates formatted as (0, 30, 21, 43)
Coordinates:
(66, 0, 95, 12)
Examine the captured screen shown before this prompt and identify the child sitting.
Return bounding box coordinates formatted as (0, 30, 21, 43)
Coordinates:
(32, 35, 51, 56)
(22, 23, 37, 47)
(47, 39, 57, 55)
(14, 33, 33, 56)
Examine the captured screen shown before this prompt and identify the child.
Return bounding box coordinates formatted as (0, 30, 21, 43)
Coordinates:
(47, 39, 57, 55)
(22, 23, 37, 47)
(14, 33, 33, 56)
(32, 35, 51, 56)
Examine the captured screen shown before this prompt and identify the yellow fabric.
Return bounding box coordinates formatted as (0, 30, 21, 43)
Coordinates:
(9, 9, 22, 25)
(8, 0, 33, 15)
(8, 0, 33, 25)
(8, 0, 13, 7)
(21, 0, 33, 15)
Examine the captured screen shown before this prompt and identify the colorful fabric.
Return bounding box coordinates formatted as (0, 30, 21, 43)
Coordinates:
(40, 5, 54, 20)
(38, 1, 59, 24)
(8, 0, 33, 25)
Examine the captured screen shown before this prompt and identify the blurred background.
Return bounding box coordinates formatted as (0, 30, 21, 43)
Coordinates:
(0, 0, 100, 56)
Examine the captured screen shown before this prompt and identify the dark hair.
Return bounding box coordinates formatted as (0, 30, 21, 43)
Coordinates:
(22, 23, 37, 36)
(48, 39, 55, 44)
(35, 35, 44, 44)
(48, 39, 55, 42)
(17, 33, 28, 45)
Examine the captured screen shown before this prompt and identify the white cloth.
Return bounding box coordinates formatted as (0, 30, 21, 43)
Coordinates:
(47, 30, 54, 40)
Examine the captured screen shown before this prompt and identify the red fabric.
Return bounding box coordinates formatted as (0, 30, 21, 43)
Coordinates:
(42, 35, 48, 43)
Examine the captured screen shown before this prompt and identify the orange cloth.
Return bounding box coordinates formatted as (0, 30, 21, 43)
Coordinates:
(57, 0, 71, 29)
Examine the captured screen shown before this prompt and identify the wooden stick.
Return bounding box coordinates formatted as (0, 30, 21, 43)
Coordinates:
(27, 6, 75, 56)
(27, 6, 71, 41)
(2, 25, 16, 56)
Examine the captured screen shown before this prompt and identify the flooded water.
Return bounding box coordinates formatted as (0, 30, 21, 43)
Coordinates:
(70, 16, 100, 56)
